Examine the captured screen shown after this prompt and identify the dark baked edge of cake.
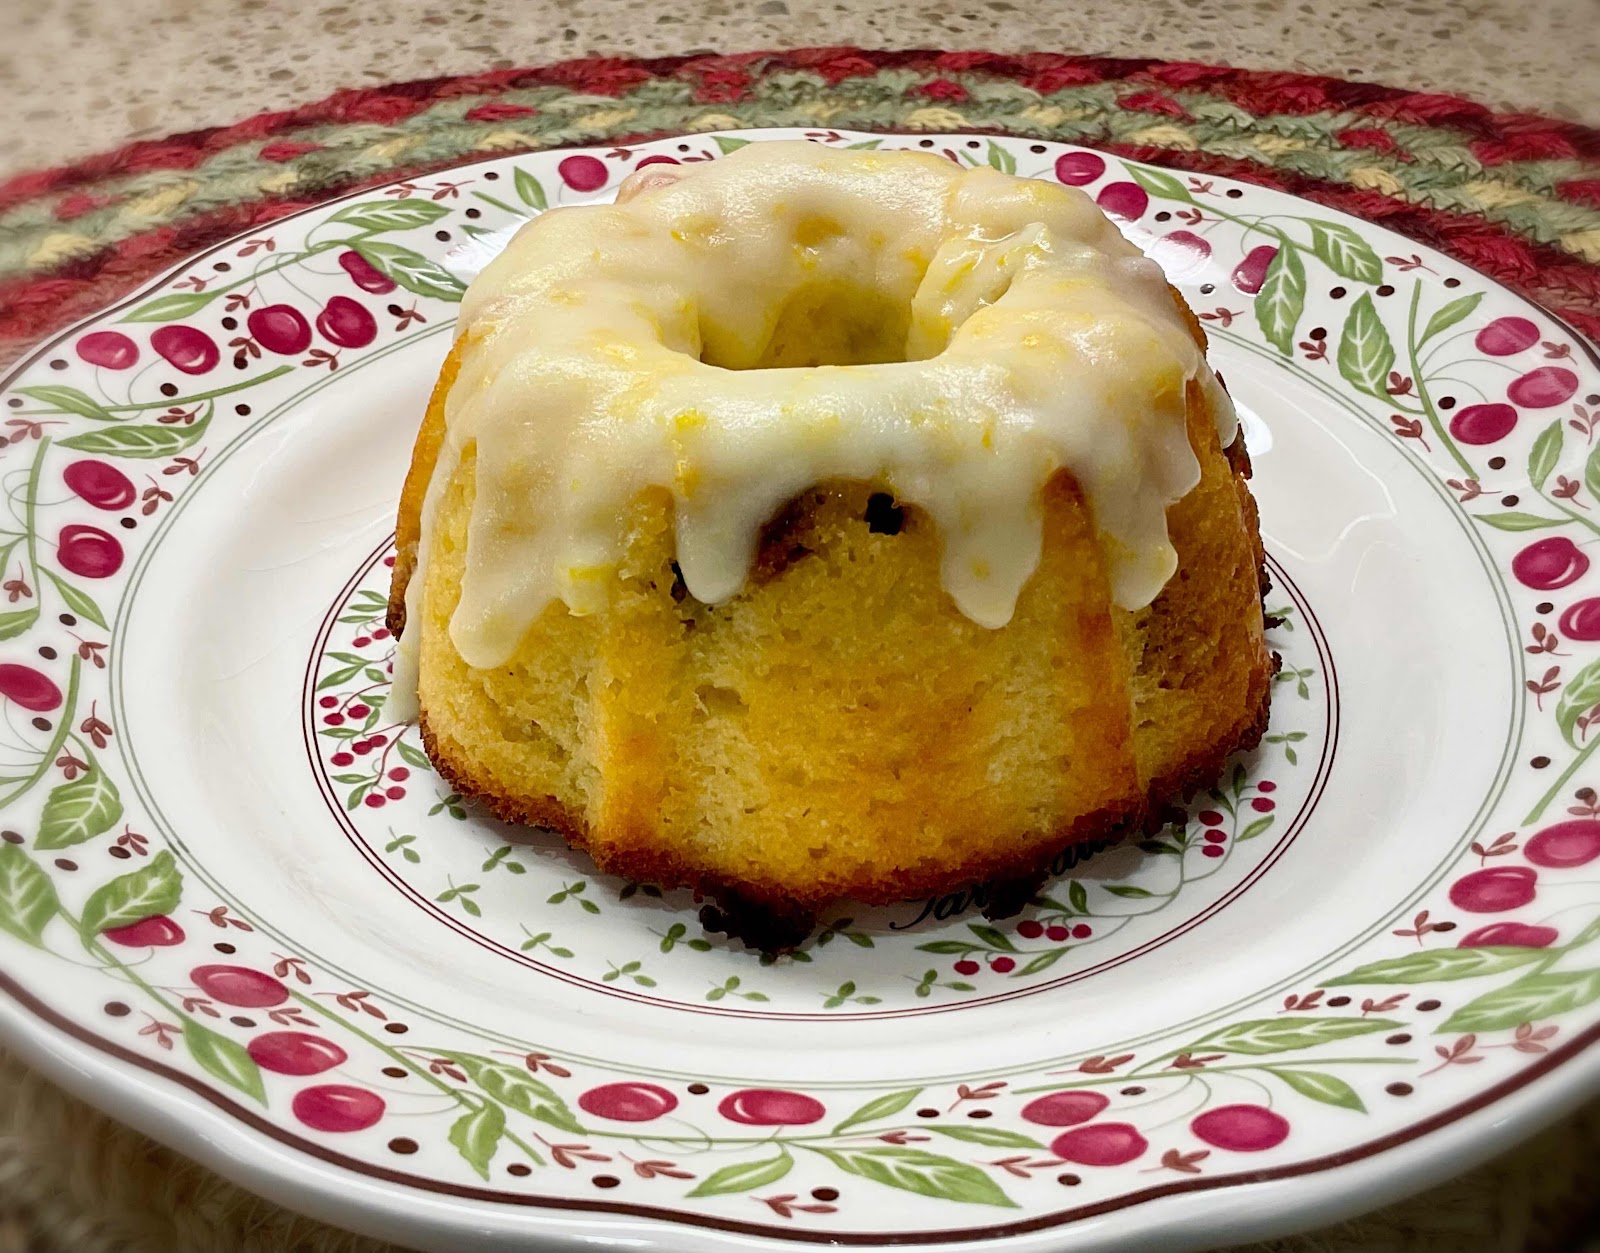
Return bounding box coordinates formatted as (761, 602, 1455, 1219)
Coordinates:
(416, 647, 1274, 955)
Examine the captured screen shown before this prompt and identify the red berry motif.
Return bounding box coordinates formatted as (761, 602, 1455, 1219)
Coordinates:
(558, 155, 609, 192)
(1020, 1090, 1109, 1126)
(1053, 152, 1105, 185)
(1559, 598, 1600, 642)
(1474, 316, 1540, 356)
(1231, 245, 1278, 294)
(1507, 367, 1578, 408)
(330, 752, 353, 767)
(578, 1081, 678, 1122)
(75, 330, 139, 370)
(248, 305, 313, 355)
(1512, 537, 1589, 590)
(1458, 922, 1559, 948)
(1046, 925, 1069, 942)
(1448, 865, 1537, 913)
(0, 665, 61, 711)
(101, 915, 185, 947)
(1095, 182, 1148, 220)
(1449, 403, 1518, 445)
(151, 325, 220, 375)
(317, 297, 377, 349)
(1199, 811, 1224, 826)
(1191, 1103, 1290, 1151)
(1071, 923, 1092, 938)
(718, 1088, 826, 1126)
(1147, 230, 1211, 279)
(338, 250, 397, 294)
(190, 964, 289, 1008)
(57, 524, 123, 578)
(292, 1084, 385, 1132)
(954, 959, 980, 975)
(1524, 819, 1600, 869)
(247, 1031, 348, 1075)
(1017, 920, 1044, 938)
(63, 460, 136, 511)
(1050, 1122, 1148, 1166)
(991, 956, 1016, 973)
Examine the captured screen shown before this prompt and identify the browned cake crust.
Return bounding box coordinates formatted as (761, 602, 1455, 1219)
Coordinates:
(389, 291, 1275, 952)
(419, 672, 1272, 950)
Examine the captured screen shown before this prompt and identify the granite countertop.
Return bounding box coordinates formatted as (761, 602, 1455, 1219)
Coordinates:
(2, 0, 1598, 178)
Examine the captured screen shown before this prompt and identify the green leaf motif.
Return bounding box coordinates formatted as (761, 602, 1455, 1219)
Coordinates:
(448, 1101, 506, 1180)
(0, 843, 58, 947)
(60, 408, 212, 459)
(36, 769, 123, 850)
(967, 924, 1017, 953)
(1585, 441, 1600, 504)
(1473, 512, 1567, 532)
(927, 1124, 1044, 1148)
(351, 242, 467, 303)
(1125, 165, 1193, 203)
(1336, 294, 1396, 399)
(15, 386, 115, 421)
(1067, 880, 1089, 913)
(1016, 949, 1067, 976)
(513, 168, 548, 211)
(0, 608, 39, 642)
(329, 199, 451, 233)
(687, 1151, 792, 1197)
(1237, 816, 1274, 842)
(1324, 946, 1547, 986)
(808, 1146, 1017, 1208)
(185, 1019, 266, 1103)
(78, 850, 181, 941)
(1185, 1015, 1403, 1056)
(1556, 658, 1600, 749)
(395, 739, 431, 770)
(1104, 884, 1153, 899)
(120, 291, 215, 323)
(43, 570, 108, 629)
(712, 135, 752, 154)
(1528, 420, 1563, 492)
(1264, 1067, 1366, 1113)
(1253, 244, 1306, 357)
(1305, 220, 1383, 285)
(832, 1087, 921, 1134)
(1439, 968, 1600, 1033)
(446, 1053, 583, 1134)
(985, 141, 1017, 175)
(1420, 291, 1484, 344)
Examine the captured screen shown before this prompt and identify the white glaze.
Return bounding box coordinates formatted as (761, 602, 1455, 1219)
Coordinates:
(404, 140, 1236, 674)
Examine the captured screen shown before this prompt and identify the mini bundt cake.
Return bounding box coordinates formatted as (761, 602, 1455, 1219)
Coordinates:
(388, 140, 1273, 948)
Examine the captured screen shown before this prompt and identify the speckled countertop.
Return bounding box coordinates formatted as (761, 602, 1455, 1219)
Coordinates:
(1, 0, 1598, 177)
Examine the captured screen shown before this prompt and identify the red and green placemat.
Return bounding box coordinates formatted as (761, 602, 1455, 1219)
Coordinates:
(0, 47, 1598, 1253)
(1, 48, 1598, 369)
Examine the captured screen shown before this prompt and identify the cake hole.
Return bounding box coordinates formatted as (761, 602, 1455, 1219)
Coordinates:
(864, 492, 904, 535)
(695, 684, 748, 719)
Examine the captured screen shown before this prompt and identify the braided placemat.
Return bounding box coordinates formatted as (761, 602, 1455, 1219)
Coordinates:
(1, 48, 1598, 1253)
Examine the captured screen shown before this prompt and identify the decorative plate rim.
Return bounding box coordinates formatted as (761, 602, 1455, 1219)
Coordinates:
(0, 127, 1597, 1253)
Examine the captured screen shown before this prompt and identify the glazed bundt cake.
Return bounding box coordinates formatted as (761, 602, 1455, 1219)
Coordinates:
(388, 140, 1273, 947)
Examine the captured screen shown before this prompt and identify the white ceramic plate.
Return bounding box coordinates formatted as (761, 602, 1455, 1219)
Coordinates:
(1, 128, 1597, 1253)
